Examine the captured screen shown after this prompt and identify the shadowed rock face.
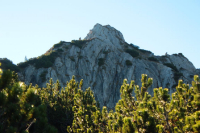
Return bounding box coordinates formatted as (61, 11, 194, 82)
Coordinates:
(18, 23, 200, 110)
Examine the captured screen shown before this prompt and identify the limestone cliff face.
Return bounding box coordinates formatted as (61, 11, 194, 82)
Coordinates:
(18, 24, 200, 110)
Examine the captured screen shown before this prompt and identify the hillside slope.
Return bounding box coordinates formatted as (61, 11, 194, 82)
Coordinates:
(4, 23, 199, 109)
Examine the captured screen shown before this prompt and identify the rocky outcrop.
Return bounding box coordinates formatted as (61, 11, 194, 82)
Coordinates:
(17, 24, 199, 110)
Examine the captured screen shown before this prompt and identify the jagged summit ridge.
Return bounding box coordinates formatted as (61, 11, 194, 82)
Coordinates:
(84, 23, 125, 47)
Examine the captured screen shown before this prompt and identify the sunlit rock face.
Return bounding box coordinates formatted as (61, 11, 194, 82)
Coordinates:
(18, 24, 199, 110)
(84, 23, 125, 49)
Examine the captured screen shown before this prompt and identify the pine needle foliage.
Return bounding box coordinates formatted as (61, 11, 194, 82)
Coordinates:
(1, 63, 200, 133)
(0, 65, 57, 132)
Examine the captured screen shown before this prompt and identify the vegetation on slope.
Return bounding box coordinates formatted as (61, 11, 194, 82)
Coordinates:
(71, 40, 88, 49)
(148, 57, 159, 62)
(164, 63, 183, 83)
(15, 40, 88, 70)
(124, 43, 154, 60)
(53, 41, 66, 49)
(0, 58, 20, 72)
(125, 60, 132, 66)
(0, 63, 200, 133)
(17, 49, 62, 69)
(125, 49, 139, 58)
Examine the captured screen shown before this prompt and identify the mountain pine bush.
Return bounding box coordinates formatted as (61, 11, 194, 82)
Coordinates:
(0, 65, 57, 132)
(0, 63, 200, 133)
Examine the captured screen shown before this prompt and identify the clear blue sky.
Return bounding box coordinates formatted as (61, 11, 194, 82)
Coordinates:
(1, 0, 200, 68)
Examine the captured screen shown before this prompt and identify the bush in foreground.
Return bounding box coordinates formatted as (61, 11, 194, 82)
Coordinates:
(0, 63, 200, 133)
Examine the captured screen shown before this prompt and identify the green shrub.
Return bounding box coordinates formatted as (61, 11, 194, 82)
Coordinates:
(129, 43, 139, 49)
(0, 58, 20, 72)
(71, 40, 88, 49)
(125, 49, 139, 58)
(148, 57, 159, 62)
(65, 45, 70, 49)
(57, 48, 64, 52)
(163, 63, 183, 82)
(2, 64, 200, 133)
(164, 63, 178, 72)
(173, 54, 178, 56)
(103, 50, 110, 54)
(160, 56, 167, 62)
(139, 49, 152, 54)
(174, 72, 183, 82)
(69, 56, 75, 62)
(40, 70, 48, 82)
(178, 53, 184, 57)
(0, 68, 57, 132)
(125, 60, 132, 66)
(18, 40, 66, 69)
(53, 41, 66, 48)
(172, 84, 177, 88)
(78, 55, 83, 59)
(18, 50, 60, 69)
(98, 58, 105, 66)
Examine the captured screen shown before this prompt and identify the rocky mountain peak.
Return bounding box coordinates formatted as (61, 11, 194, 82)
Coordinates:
(84, 23, 125, 48)
(13, 23, 200, 110)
